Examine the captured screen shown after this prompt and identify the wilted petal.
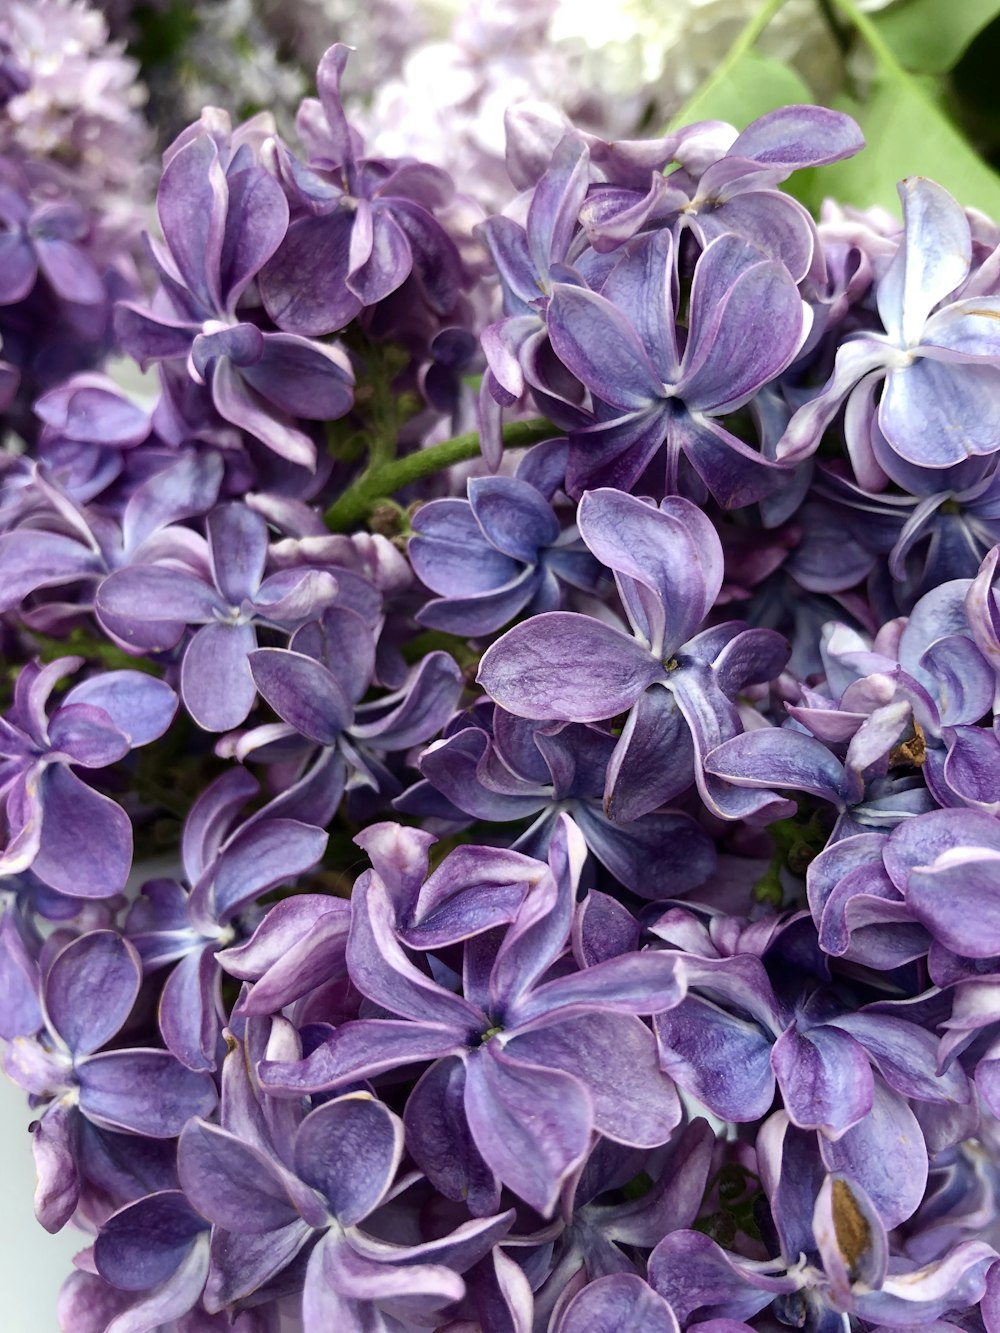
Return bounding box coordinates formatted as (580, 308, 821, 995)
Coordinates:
(32, 1100, 80, 1232)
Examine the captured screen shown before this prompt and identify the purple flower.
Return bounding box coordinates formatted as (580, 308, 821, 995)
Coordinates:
(96, 502, 340, 731)
(179, 1063, 511, 1324)
(259, 45, 463, 338)
(2, 930, 216, 1231)
(259, 817, 684, 1217)
(0, 657, 176, 896)
(779, 178, 1000, 471)
(115, 129, 354, 467)
(125, 767, 330, 1071)
(404, 703, 716, 900)
(478, 488, 792, 822)
(409, 468, 599, 637)
(542, 230, 809, 504)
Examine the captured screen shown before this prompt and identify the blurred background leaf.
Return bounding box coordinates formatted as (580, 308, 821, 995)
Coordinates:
(872, 0, 1000, 74)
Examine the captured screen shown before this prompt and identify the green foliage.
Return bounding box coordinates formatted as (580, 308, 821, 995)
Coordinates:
(672, 0, 1000, 218)
(873, 0, 1000, 74)
(671, 49, 812, 130)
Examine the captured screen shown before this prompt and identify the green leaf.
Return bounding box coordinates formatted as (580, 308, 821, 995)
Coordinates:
(825, 72, 1000, 219)
(873, 0, 1000, 73)
(672, 49, 812, 130)
(822, 0, 1000, 216)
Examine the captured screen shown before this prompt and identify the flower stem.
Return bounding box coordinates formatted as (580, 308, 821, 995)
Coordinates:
(324, 417, 556, 531)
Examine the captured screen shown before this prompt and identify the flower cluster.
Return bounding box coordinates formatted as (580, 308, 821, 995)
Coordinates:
(4, 25, 1000, 1333)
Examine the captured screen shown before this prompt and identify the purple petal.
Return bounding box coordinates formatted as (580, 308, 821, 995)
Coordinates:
(509, 1012, 681, 1148)
(655, 997, 775, 1122)
(818, 1079, 927, 1228)
(43, 931, 140, 1057)
(730, 106, 864, 169)
(96, 566, 220, 649)
(577, 489, 721, 654)
(95, 1191, 206, 1291)
(649, 1231, 794, 1323)
(259, 1018, 462, 1091)
(220, 163, 289, 308)
(347, 871, 481, 1031)
(33, 766, 133, 898)
(467, 475, 559, 562)
(575, 805, 716, 900)
(294, 1094, 402, 1225)
(78, 1050, 217, 1137)
(178, 1117, 306, 1232)
(478, 612, 663, 722)
(906, 847, 1000, 957)
(547, 283, 662, 410)
(209, 816, 328, 923)
(62, 673, 178, 748)
(259, 213, 361, 336)
(881, 359, 1000, 467)
(704, 727, 850, 806)
(242, 333, 353, 421)
(181, 621, 257, 733)
(555, 1273, 679, 1333)
(511, 950, 683, 1026)
(207, 503, 267, 604)
(403, 1057, 500, 1214)
(879, 178, 970, 344)
(210, 358, 316, 469)
(464, 1044, 592, 1217)
(771, 1024, 873, 1134)
(158, 946, 219, 1072)
(157, 135, 227, 313)
(32, 1101, 80, 1232)
(249, 647, 352, 744)
(47, 703, 130, 768)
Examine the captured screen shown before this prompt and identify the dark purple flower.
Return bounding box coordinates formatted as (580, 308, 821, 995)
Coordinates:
(114, 130, 354, 467)
(409, 469, 600, 637)
(544, 230, 809, 504)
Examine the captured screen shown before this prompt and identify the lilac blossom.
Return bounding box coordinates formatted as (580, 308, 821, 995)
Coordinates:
(544, 229, 810, 503)
(95, 502, 340, 731)
(408, 466, 599, 637)
(478, 487, 792, 823)
(258, 44, 463, 338)
(779, 177, 1000, 471)
(125, 767, 329, 1070)
(2, 930, 216, 1231)
(0, 656, 175, 896)
(403, 703, 717, 900)
(114, 126, 354, 467)
(259, 817, 684, 1217)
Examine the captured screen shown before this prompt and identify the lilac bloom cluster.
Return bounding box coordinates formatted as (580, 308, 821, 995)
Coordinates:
(6, 27, 1000, 1333)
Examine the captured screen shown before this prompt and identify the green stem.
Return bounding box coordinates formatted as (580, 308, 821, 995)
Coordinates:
(324, 417, 555, 531)
(667, 0, 791, 130)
